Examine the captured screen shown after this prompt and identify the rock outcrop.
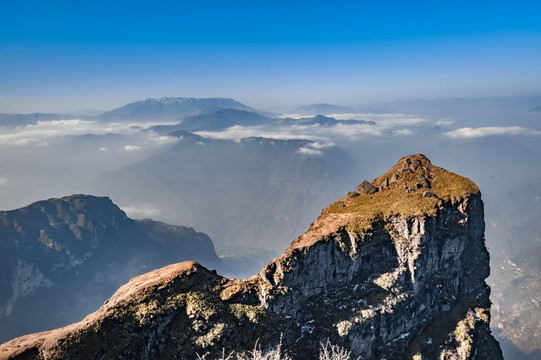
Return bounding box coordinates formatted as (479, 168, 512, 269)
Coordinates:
(0, 195, 221, 343)
(0, 154, 502, 359)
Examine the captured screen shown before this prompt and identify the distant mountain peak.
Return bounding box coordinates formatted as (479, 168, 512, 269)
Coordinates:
(98, 97, 255, 122)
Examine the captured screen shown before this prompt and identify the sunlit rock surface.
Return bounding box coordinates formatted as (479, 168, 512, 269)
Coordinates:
(0, 155, 502, 360)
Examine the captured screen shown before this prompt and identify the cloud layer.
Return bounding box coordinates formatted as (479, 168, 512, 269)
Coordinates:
(0, 119, 178, 151)
(195, 113, 428, 142)
(443, 126, 541, 139)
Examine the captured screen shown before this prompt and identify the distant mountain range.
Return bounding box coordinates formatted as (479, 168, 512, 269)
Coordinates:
(277, 114, 375, 126)
(0, 194, 220, 343)
(97, 97, 257, 122)
(149, 111, 376, 135)
(0, 98, 257, 126)
(3, 95, 541, 128)
(292, 103, 355, 115)
(149, 108, 272, 133)
(0, 98, 374, 128)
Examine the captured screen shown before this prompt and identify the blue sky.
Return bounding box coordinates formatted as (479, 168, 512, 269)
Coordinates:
(1, 0, 541, 113)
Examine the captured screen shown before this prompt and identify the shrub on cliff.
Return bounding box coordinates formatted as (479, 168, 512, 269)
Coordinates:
(198, 339, 354, 360)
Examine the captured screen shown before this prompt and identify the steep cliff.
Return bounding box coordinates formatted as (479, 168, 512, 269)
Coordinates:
(0, 155, 502, 360)
(0, 195, 220, 343)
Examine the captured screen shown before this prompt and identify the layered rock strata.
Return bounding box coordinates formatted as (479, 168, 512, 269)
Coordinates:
(0, 154, 502, 360)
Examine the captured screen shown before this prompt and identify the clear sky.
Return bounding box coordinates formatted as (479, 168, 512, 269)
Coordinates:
(1, 0, 541, 113)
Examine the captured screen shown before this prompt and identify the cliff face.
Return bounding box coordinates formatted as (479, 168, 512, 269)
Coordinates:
(0, 155, 502, 360)
(0, 195, 220, 343)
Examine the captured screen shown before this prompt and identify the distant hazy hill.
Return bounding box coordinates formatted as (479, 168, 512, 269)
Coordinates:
(98, 97, 256, 122)
(277, 114, 375, 126)
(293, 103, 355, 115)
(96, 134, 356, 254)
(491, 244, 541, 360)
(372, 95, 541, 128)
(150, 112, 376, 135)
(0, 194, 220, 343)
(487, 180, 541, 359)
(149, 108, 272, 134)
(486, 180, 541, 257)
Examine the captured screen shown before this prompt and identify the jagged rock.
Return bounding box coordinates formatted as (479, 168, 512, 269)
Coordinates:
(346, 191, 360, 198)
(419, 174, 430, 188)
(356, 180, 377, 194)
(410, 158, 422, 171)
(0, 154, 503, 360)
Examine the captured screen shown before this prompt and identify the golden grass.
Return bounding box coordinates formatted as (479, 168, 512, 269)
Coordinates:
(291, 154, 479, 247)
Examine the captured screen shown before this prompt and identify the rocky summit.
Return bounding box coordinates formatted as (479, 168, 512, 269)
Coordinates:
(0, 154, 502, 360)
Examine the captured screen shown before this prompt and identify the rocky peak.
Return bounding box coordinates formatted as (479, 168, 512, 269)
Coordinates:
(1, 194, 130, 252)
(0, 155, 502, 360)
(0, 195, 221, 344)
(284, 154, 479, 256)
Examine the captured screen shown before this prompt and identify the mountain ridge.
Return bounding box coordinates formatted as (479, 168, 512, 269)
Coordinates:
(97, 97, 256, 122)
(0, 154, 502, 359)
(0, 194, 220, 343)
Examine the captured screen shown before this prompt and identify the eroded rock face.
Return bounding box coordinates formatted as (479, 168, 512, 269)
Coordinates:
(0, 154, 502, 360)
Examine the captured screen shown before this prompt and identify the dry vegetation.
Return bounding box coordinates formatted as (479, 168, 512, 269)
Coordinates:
(197, 339, 356, 360)
(287, 155, 478, 252)
(313, 154, 478, 237)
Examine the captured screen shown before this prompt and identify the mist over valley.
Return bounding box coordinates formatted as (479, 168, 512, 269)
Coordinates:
(1, 95, 541, 358)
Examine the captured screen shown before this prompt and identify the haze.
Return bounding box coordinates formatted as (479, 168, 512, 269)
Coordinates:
(1, 1, 541, 359)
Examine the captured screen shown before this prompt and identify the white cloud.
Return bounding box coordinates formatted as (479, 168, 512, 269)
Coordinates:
(435, 120, 454, 126)
(332, 112, 427, 126)
(0, 119, 96, 145)
(99, 147, 108, 152)
(0, 112, 428, 149)
(195, 125, 324, 142)
(298, 147, 323, 156)
(0, 118, 181, 147)
(122, 205, 162, 219)
(194, 113, 428, 142)
(0, 177, 7, 187)
(393, 129, 414, 136)
(443, 126, 541, 139)
(308, 141, 335, 149)
(150, 135, 177, 145)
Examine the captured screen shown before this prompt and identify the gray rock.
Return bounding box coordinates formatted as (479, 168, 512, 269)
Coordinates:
(419, 174, 431, 188)
(356, 180, 378, 194)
